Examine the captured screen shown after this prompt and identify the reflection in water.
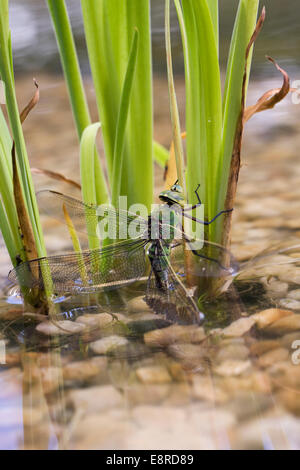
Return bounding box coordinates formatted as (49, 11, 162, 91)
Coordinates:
(1, 243, 300, 449)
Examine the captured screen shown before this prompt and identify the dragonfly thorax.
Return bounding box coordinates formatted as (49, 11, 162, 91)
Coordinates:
(149, 204, 182, 243)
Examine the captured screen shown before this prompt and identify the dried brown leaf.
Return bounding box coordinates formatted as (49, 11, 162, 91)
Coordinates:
(244, 57, 290, 123)
(31, 168, 81, 190)
(221, 7, 266, 260)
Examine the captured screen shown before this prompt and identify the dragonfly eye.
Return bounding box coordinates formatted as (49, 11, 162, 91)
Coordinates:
(171, 183, 183, 193)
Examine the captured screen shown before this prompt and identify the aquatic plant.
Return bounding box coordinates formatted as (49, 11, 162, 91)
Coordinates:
(0, 0, 291, 312)
(0, 0, 51, 306)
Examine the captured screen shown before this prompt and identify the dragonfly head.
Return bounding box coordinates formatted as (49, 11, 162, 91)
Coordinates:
(159, 183, 185, 207)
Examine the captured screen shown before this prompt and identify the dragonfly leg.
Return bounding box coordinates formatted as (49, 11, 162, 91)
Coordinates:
(184, 184, 202, 212)
(195, 184, 201, 205)
(184, 238, 228, 271)
(184, 208, 233, 225)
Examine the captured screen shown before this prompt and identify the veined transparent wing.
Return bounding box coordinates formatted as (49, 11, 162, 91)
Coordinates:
(144, 241, 204, 325)
(169, 236, 239, 279)
(9, 239, 148, 294)
(37, 190, 149, 241)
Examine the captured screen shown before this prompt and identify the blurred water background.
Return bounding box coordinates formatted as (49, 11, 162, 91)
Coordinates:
(9, 0, 300, 77)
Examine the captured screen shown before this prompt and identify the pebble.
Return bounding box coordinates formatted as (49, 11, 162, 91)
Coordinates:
(68, 385, 123, 414)
(253, 308, 293, 329)
(250, 340, 282, 356)
(36, 320, 86, 336)
(75, 313, 114, 329)
(287, 289, 300, 300)
(278, 390, 300, 415)
(227, 393, 273, 421)
(0, 304, 23, 321)
(214, 360, 252, 377)
(263, 314, 300, 335)
(125, 384, 171, 406)
(265, 280, 289, 298)
(222, 372, 271, 395)
(90, 335, 129, 355)
(63, 357, 107, 383)
(216, 343, 249, 362)
(192, 375, 228, 404)
(136, 365, 172, 384)
(127, 296, 152, 313)
(279, 298, 300, 310)
(144, 324, 206, 348)
(222, 317, 256, 337)
(167, 343, 208, 371)
(257, 348, 289, 368)
(165, 383, 192, 405)
(268, 362, 300, 389)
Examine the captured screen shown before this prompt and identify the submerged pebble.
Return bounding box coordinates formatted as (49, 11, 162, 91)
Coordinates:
(90, 335, 129, 355)
(253, 308, 293, 329)
(144, 324, 206, 348)
(75, 313, 114, 329)
(279, 298, 300, 310)
(36, 320, 86, 336)
(63, 357, 107, 384)
(263, 314, 300, 335)
(257, 348, 289, 368)
(214, 360, 252, 377)
(127, 296, 152, 313)
(136, 365, 172, 384)
(222, 317, 256, 337)
(287, 289, 300, 300)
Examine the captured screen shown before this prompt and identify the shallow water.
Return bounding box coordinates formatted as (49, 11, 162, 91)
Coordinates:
(1, 244, 300, 450)
(1, 0, 300, 451)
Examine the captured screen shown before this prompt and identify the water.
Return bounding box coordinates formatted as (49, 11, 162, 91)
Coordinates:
(9, 0, 300, 74)
(1, 0, 300, 450)
(1, 244, 300, 449)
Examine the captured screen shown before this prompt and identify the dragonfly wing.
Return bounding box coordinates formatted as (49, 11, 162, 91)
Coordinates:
(37, 190, 148, 241)
(172, 236, 239, 279)
(144, 242, 204, 325)
(9, 239, 148, 294)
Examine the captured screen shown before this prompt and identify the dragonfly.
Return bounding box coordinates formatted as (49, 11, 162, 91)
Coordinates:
(9, 183, 237, 325)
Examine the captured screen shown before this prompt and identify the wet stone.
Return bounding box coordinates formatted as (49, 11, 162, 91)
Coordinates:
(265, 280, 289, 298)
(144, 324, 206, 348)
(214, 360, 252, 377)
(257, 347, 289, 369)
(125, 383, 171, 406)
(287, 289, 300, 300)
(68, 385, 123, 414)
(250, 339, 282, 356)
(221, 372, 271, 395)
(192, 375, 229, 404)
(36, 320, 86, 336)
(253, 308, 293, 329)
(268, 362, 300, 389)
(127, 296, 152, 313)
(263, 314, 300, 335)
(136, 365, 172, 384)
(222, 317, 256, 337)
(90, 335, 129, 355)
(75, 312, 115, 329)
(0, 305, 23, 321)
(278, 390, 300, 416)
(279, 298, 300, 310)
(63, 357, 107, 384)
(226, 392, 273, 422)
(126, 319, 171, 337)
(216, 343, 249, 362)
